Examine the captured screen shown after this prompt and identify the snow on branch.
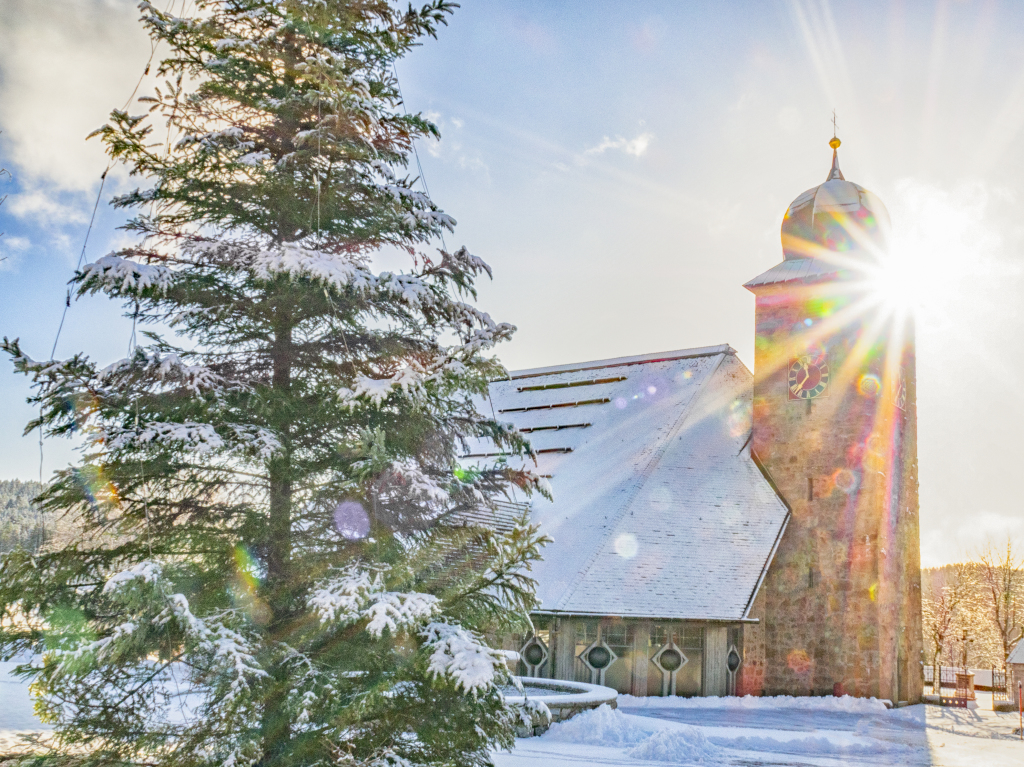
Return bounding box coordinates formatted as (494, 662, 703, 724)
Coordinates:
(421, 622, 506, 695)
(229, 424, 282, 459)
(369, 160, 396, 182)
(100, 419, 279, 460)
(79, 254, 172, 295)
(175, 126, 253, 151)
(99, 351, 223, 395)
(104, 560, 163, 592)
(308, 567, 440, 637)
(339, 368, 425, 406)
(386, 458, 450, 506)
(70, 560, 268, 711)
(437, 246, 493, 280)
(4, 345, 88, 384)
(156, 596, 267, 709)
(105, 421, 225, 453)
(377, 271, 435, 309)
(252, 243, 376, 291)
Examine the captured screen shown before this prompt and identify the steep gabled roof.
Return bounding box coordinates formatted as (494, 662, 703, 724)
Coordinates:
(470, 345, 789, 622)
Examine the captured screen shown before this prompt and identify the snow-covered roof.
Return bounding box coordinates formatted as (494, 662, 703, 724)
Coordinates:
(1008, 640, 1024, 665)
(743, 257, 846, 288)
(472, 346, 790, 621)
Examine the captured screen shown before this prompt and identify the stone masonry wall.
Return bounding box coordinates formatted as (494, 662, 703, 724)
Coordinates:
(750, 280, 923, 701)
(738, 588, 767, 696)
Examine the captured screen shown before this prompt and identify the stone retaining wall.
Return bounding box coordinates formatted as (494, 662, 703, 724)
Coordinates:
(505, 676, 618, 737)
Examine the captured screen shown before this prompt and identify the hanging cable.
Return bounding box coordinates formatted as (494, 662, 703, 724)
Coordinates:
(392, 64, 448, 252)
(49, 168, 107, 359)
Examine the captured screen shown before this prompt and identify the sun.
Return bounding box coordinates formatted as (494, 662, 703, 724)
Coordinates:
(867, 179, 996, 322)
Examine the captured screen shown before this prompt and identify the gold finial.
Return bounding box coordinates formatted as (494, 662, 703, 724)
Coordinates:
(829, 110, 841, 149)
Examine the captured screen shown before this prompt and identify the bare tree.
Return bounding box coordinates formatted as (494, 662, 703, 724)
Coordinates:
(978, 539, 1024, 670)
(923, 562, 971, 693)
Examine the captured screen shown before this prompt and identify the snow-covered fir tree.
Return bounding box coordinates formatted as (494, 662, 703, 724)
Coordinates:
(0, 2, 549, 765)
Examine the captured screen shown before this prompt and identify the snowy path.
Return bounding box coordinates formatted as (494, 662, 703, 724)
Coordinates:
(492, 699, 1024, 766)
(3, 660, 1022, 764)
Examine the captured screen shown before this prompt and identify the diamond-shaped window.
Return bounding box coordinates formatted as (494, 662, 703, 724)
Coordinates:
(651, 642, 688, 696)
(578, 640, 618, 685)
(519, 636, 549, 676)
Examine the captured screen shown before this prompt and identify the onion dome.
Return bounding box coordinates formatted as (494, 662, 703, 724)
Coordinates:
(780, 137, 890, 261)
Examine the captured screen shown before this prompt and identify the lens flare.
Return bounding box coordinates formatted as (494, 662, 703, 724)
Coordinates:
(233, 545, 260, 591)
(728, 398, 753, 438)
(787, 649, 812, 674)
(857, 374, 881, 397)
(232, 545, 271, 625)
(334, 500, 370, 540)
(832, 468, 858, 494)
(614, 533, 638, 558)
(72, 466, 120, 516)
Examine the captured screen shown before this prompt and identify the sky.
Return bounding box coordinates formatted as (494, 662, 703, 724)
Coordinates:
(2, 0, 1024, 566)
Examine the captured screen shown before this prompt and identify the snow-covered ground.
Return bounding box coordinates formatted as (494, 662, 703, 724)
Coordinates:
(2, 660, 1021, 765)
(494, 694, 1024, 766)
(0, 661, 51, 756)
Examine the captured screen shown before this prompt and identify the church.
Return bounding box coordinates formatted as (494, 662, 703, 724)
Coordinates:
(478, 137, 924, 702)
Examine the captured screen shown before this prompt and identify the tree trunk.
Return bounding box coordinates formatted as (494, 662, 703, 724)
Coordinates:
(261, 305, 294, 766)
(267, 308, 293, 593)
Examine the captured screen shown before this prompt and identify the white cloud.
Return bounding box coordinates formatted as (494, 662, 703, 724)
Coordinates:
(0, 235, 30, 251)
(584, 131, 653, 158)
(0, 0, 152, 192)
(0, 234, 30, 271)
(6, 189, 88, 225)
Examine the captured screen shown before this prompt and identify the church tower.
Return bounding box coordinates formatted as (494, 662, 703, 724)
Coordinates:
(743, 138, 923, 703)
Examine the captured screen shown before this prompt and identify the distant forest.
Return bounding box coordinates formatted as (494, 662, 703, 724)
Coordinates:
(0, 478, 52, 553)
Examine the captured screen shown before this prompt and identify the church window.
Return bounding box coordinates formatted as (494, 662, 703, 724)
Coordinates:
(679, 626, 702, 650)
(604, 623, 631, 652)
(651, 623, 703, 650)
(651, 624, 669, 648)
(575, 621, 598, 646)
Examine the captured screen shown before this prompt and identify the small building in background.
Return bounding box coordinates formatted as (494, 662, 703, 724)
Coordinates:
(1008, 641, 1024, 708)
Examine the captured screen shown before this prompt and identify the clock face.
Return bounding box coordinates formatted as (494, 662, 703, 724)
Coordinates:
(789, 353, 830, 400)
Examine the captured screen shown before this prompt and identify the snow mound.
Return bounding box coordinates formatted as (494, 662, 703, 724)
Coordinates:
(543, 704, 655, 746)
(617, 693, 889, 714)
(626, 726, 722, 764)
(710, 733, 912, 757)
